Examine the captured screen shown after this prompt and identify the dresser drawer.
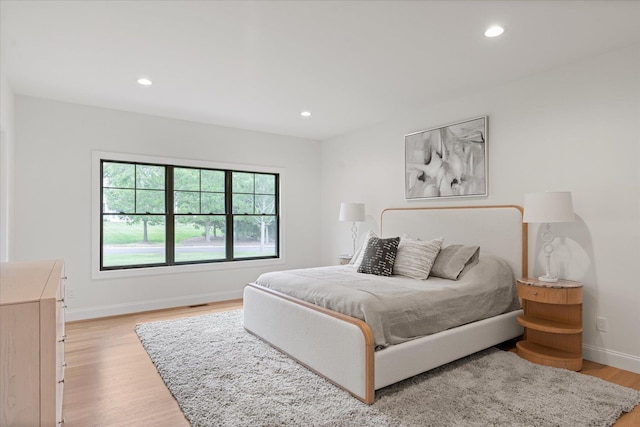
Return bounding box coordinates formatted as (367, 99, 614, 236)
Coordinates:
(517, 282, 568, 304)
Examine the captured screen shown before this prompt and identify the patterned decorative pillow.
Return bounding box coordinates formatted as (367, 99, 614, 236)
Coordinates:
(393, 236, 444, 279)
(357, 236, 400, 276)
(430, 245, 480, 280)
(351, 230, 377, 267)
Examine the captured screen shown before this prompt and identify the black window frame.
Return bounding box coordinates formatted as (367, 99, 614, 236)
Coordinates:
(100, 159, 280, 271)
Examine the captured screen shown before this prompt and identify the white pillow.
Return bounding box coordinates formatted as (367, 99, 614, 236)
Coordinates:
(350, 230, 377, 267)
(393, 236, 444, 279)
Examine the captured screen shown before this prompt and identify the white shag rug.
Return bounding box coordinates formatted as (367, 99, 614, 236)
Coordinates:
(136, 310, 640, 427)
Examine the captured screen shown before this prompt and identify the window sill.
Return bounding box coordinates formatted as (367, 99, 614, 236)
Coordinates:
(91, 257, 285, 280)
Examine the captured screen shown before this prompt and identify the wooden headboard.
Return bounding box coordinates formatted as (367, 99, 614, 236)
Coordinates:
(380, 205, 527, 278)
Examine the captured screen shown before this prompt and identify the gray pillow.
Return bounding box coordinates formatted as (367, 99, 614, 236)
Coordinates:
(430, 245, 480, 280)
(357, 236, 400, 276)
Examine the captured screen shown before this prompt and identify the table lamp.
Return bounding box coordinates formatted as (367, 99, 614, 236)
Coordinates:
(339, 202, 365, 256)
(523, 191, 575, 282)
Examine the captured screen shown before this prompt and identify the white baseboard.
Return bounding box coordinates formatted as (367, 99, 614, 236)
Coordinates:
(583, 344, 640, 374)
(65, 289, 243, 322)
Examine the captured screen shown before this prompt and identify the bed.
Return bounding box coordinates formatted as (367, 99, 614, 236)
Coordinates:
(243, 205, 527, 404)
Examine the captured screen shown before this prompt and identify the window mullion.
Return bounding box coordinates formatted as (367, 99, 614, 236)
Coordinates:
(100, 160, 105, 270)
(225, 171, 233, 260)
(199, 170, 203, 214)
(166, 166, 175, 265)
(275, 173, 280, 256)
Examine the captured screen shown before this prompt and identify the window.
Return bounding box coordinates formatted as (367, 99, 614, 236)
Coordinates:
(231, 172, 278, 258)
(100, 159, 279, 271)
(173, 167, 226, 263)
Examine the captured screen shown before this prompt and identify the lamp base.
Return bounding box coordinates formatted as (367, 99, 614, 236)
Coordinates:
(538, 275, 559, 283)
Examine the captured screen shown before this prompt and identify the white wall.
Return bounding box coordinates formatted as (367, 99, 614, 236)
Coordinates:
(320, 45, 640, 373)
(0, 67, 14, 261)
(10, 44, 639, 373)
(13, 96, 322, 320)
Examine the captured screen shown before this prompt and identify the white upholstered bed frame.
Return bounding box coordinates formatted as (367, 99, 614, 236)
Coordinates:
(243, 205, 527, 404)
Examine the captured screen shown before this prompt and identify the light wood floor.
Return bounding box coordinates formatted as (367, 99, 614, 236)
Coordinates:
(63, 300, 640, 426)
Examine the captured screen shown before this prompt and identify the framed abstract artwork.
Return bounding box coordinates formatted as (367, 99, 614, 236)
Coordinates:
(405, 116, 487, 200)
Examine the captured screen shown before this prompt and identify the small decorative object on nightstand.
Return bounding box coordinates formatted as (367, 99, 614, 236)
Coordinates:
(338, 254, 353, 265)
(516, 277, 583, 371)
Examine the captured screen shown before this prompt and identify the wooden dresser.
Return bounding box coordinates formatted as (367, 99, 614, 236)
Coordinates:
(1, 260, 66, 426)
(516, 277, 583, 371)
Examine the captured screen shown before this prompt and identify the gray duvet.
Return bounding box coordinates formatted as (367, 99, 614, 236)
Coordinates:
(255, 255, 520, 350)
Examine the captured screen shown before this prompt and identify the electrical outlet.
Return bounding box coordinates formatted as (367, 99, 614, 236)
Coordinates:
(596, 316, 607, 332)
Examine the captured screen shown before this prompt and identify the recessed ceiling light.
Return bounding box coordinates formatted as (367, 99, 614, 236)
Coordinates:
(484, 26, 505, 38)
(300, 111, 311, 117)
(137, 78, 153, 86)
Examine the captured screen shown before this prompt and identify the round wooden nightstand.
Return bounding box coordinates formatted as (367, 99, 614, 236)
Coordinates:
(516, 277, 583, 371)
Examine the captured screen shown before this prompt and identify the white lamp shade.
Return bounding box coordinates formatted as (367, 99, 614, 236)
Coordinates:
(523, 192, 575, 223)
(339, 202, 365, 222)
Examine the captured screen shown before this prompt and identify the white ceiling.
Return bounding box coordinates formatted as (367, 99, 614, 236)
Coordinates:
(2, 1, 640, 141)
